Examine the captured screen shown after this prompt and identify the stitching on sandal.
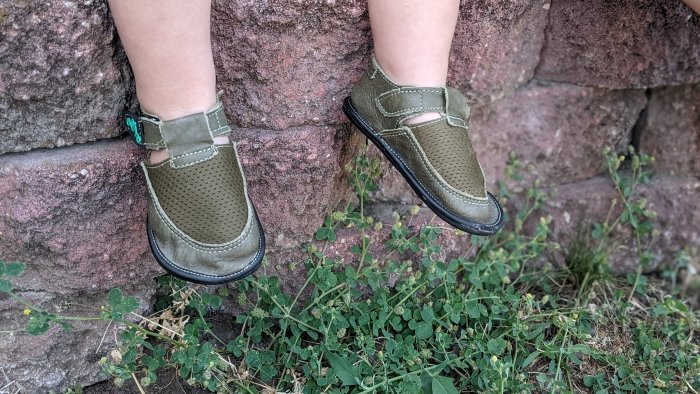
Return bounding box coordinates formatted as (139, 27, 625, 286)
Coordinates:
(360, 123, 488, 210)
(149, 225, 263, 279)
(150, 200, 254, 252)
(171, 146, 215, 160)
(141, 155, 257, 251)
(170, 147, 218, 169)
(381, 132, 489, 205)
(171, 151, 217, 169)
(143, 146, 254, 249)
(376, 89, 445, 117)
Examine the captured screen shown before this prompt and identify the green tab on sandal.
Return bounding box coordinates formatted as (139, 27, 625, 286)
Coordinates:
(124, 112, 144, 146)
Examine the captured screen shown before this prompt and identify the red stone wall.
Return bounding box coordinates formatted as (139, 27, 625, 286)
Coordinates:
(0, 0, 698, 391)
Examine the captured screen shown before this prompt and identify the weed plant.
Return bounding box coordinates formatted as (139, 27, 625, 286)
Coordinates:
(0, 146, 698, 393)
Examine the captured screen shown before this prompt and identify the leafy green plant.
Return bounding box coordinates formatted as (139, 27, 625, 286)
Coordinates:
(1, 145, 698, 393)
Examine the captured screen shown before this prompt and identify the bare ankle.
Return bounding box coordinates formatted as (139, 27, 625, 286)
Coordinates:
(149, 149, 170, 164)
(404, 112, 442, 125)
(148, 135, 230, 165)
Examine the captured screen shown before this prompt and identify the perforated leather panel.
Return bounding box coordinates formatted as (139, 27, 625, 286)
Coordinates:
(146, 146, 249, 244)
(411, 119, 486, 198)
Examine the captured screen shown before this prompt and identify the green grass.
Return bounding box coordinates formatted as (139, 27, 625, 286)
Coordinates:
(1, 146, 698, 393)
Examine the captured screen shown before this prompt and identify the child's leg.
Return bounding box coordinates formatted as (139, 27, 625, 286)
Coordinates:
(368, 0, 460, 124)
(108, 0, 226, 163)
(683, 0, 700, 14)
(108, 0, 216, 119)
(107, 1, 265, 284)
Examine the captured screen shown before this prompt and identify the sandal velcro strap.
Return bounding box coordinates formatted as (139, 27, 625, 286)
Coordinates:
(124, 100, 231, 150)
(375, 87, 446, 117)
(374, 86, 471, 127)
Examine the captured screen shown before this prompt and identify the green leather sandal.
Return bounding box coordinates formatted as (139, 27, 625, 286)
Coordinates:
(343, 56, 504, 235)
(125, 100, 265, 284)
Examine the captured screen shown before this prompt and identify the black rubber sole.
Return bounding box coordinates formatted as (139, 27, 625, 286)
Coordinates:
(342, 97, 505, 236)
(147, 210, 265, 285)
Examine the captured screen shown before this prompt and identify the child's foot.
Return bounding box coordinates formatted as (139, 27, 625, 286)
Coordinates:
(344, 55, 504, 235)
(126, 100, 265, 284)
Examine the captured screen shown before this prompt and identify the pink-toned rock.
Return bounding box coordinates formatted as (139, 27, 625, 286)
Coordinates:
(639, 177, 700, 262)
(0, 139, 158, 294)
(0, 128, 362, 293)
(235, 125, 362, 248)
(536, 0, 700, 88)
(211, 0, 370, 131)
(368, 143, 421, 206)
(211, 0, 550, 130)
(0, 1, 132, 154)
(0, 1, 696, 392)
(268, 168, 700, 279)
(258, 202, 478, 297)
(639, 84, 700, 177)
(0, 127, 361, 389)
(0, 283, 154, 392)
(471, 83, 647, 187)
(449, 0, 550, 105)
(373, 82, 647, 203)
(370, 173, 699, 274)
(534, 175, 700, 272)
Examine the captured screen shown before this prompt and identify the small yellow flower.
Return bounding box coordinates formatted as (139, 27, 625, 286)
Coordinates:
(23, 308, 31, 316)
(491, 355, 498, 363)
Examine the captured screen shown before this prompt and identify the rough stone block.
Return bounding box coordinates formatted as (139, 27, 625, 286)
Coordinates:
(449, 0, 550, 105)
(0, 139, 158, 294)
(287, 169, 700, 278)
(272, 203, 479, 286)
(0, 1, 132, 154)
(639, 84, 700, 177)
(537, 175, 700, 272)
(536, 0, 700, 88)
(212, 0, 371, 131)
(0, 283, 155, 392)
(0, 126, 359, 390)
(471, 82, 647, 186)
(0, 0, 550, 151)
(235, 125, 361, 248)
(372, 174, 700, 274)
(373, 81, 647, 203)
(212, 0, 550, 131)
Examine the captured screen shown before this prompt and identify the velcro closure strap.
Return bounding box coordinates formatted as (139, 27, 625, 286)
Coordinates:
(375, 87, 471, 126)
(139, 100, 231, 150)
(375, 87, 446, 118)
(127, 100, 233, 168)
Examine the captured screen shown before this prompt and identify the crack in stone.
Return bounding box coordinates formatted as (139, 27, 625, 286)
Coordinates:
(629, 88, 652, 154)
(533, 0, 553, 78)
